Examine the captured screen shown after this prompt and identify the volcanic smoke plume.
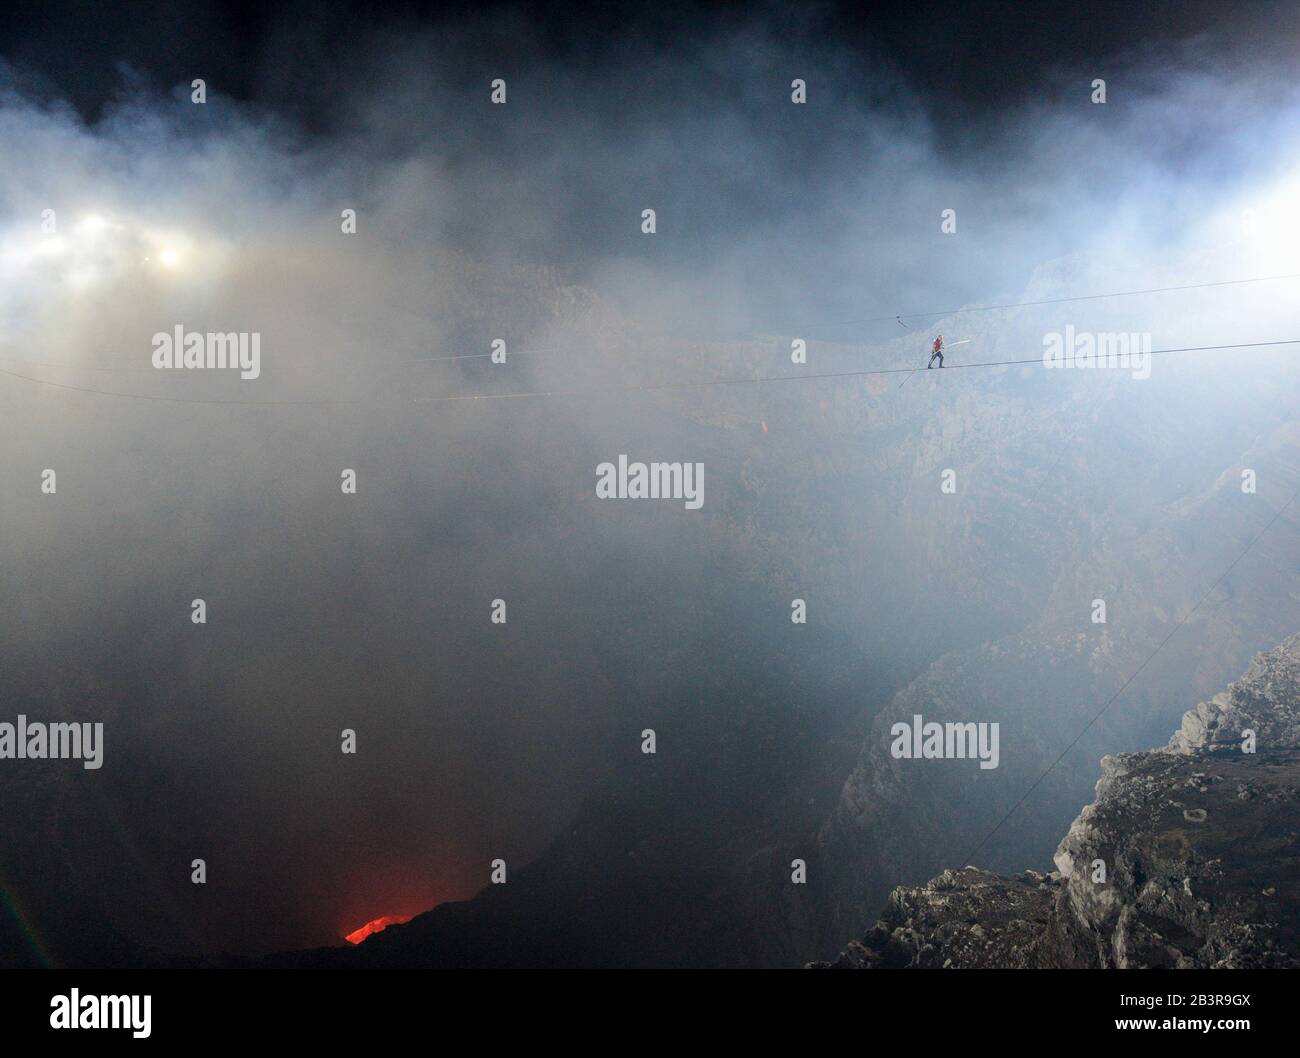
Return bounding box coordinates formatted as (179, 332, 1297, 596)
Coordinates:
(0, 0, 1298, 973)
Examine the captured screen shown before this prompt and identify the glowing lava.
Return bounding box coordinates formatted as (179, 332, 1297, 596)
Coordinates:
(344, 914, 411, 945)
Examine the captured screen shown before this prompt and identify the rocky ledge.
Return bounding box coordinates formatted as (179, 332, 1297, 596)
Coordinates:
(813, 632, 1300, 968)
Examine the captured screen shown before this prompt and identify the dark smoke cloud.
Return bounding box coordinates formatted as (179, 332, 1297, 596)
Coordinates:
(1, 4, 1298, 961)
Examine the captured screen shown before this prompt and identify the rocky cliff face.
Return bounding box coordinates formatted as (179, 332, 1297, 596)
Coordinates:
(814, 632, 1300, 968)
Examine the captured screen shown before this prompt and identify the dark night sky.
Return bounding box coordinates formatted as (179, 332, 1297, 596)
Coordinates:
(4, 1, 1296, 125)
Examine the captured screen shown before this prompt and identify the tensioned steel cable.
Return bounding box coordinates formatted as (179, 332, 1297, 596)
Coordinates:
(0, 339, 1296, 406)
(4, 268, 1297, 374)
(819, 271, 1300, 328)
(961, 485, 1300, 868)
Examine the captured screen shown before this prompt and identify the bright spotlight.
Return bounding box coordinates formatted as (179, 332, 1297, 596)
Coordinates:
(77, 214, 112, 234)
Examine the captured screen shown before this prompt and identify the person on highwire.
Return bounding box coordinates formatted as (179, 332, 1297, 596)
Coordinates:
(928, 334, 944, 369)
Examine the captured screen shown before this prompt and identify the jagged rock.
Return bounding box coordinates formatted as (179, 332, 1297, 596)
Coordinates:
(1168, 632, 1300, 754)
(814, 634, 1300, 968)
(808, 867, 1062, 968)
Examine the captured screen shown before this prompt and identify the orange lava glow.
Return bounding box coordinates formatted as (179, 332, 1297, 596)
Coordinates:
(344, 914, 411, 945)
